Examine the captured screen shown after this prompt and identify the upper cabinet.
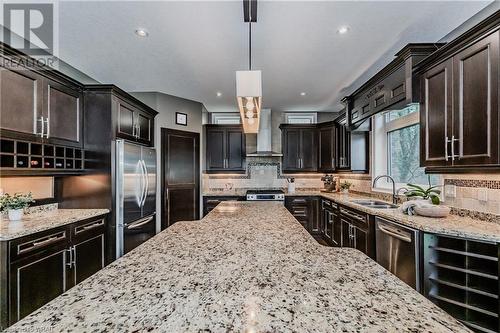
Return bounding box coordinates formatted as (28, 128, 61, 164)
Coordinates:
(318, 123, 337, 172)
(417, 13, 500, 173)
(280, 124, 318, 172)
(0, 50, 83, 148)
(347, 44, 441, 127)
(84, 85, 157, 147)
(205, 125, 246, 173)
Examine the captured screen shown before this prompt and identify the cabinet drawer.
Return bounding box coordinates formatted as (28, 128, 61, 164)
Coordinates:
(339, 207, 368, 229)
(9, 227, 69, 262)
(70, 217, 106, 242)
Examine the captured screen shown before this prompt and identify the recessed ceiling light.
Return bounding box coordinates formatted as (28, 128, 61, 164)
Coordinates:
(300, 92, 306, 96)
(337, 26, 350, 34)
(135, 28, 149, 37)
(216, 92, 222, 97)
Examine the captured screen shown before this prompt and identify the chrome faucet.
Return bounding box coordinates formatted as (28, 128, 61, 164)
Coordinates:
(373, 175, 397, 205)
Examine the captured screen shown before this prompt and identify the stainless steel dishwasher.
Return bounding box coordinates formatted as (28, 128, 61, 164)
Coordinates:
(375, 217, 420, 291)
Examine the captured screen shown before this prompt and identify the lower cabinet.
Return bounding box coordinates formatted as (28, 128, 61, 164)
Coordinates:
(285, 196, 320, 235)
(321, 199, 341, 246)
(339, 206, 375, 259)
(1, 215, 107, 329)
(203, 196, 245, 216)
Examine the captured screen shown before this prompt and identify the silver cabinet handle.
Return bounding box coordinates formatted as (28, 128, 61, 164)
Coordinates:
(44, 117, 49, 138)
(37, 116, 45, 137)
(75, 220, 104, 234)
(66, 247, 73, 268)
(445, 136, 449, 161)
(340, 208, 365, 223)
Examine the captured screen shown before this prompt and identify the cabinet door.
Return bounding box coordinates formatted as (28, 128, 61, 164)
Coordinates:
(352, 226, 368, 255)
(452, 31, 499, 166)
(322, 208, 331, 242)
(299, 129, 317, 171)
(319, 126, 336, 171)
(72, 233, 105, 285)
(340, 219, 352, 248)
(9, 249, 67, 324)
(337, 126, 351, 169)
(282, 129, 300, 171)
(226, 128, 245, 171)
(308, 198, 320, 235)
(420, 59, 453, 166)
(331, 210, 342, 247)
(136, 111, 152, 145)
(206, 128, 226, 170)
(0, 66, 43, 140)
(46, 81, 83, 147)
(116, 99, 137, 140)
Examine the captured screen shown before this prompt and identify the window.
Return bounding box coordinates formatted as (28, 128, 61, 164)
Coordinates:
(285, 112, 317, 124)
(372, 104, 438, 190)
(211, 113, 241, 124)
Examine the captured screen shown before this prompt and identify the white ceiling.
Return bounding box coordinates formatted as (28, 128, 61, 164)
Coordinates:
(58, 1, 491, 113)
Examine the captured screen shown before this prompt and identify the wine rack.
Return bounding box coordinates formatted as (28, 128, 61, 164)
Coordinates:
(0, 139, 85, 172)
(423, 233, 499, 333)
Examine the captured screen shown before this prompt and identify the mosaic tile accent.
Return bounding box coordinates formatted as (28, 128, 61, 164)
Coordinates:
(207, 162, 292, 180)
(445, 179, 500, 189)
(449, 207, 500, 224)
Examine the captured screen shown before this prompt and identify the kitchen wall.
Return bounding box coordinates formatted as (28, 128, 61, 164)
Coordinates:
(132, 92, 204, 230)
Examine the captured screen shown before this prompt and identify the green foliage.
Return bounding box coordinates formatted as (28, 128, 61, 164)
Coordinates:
(404, 177, 441, 205)
(0, 193, 34, 211)
(339, 181, 353, 190)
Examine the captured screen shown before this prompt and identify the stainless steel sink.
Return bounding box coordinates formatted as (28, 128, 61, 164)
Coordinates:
(350, 199, 398, 209)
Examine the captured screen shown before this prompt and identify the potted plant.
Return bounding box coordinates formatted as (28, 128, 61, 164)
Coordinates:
(0, 192, 34, 221)
(403, 179, 450, 217)
(339, 181, 353, 194)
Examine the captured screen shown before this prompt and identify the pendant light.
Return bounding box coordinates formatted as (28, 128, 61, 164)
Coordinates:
(236, 0, 261, 133)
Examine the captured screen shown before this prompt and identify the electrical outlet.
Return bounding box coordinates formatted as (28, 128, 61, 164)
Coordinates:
(444, 184, 456, 198)
(478, 188, 488, 202)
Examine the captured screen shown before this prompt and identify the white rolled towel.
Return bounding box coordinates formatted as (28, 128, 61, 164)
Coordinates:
(400, 200, 432, 216)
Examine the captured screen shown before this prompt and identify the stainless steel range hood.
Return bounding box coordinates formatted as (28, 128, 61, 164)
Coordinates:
(246, 108, 283, 157)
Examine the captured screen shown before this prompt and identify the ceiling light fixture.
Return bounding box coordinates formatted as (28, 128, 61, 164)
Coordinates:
(300, 92, 306, 96)
(337, 26, 350, 34)
(216, 92, 222, 97)
(236, 0, 261, 134)
(135, 28, 149, 37)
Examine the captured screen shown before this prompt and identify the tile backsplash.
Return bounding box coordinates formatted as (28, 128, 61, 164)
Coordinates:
(203, 159, 500, 221)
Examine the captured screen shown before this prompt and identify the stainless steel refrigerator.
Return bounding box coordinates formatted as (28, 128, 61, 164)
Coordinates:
(115, 140, 156, 257)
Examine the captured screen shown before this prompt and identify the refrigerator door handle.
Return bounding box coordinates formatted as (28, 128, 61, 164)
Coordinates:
(134, 160, 144, 207)
(140, 159, 148, 207)
(126, 214, 155, 230)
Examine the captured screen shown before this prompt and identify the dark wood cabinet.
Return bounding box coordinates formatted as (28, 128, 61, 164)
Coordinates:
(45, 79, 83, 147)
(285, 196, 321, 236)
(0, 45, 84, 148)
(280, 124, 318, 173)
(203, 196, 245, 216)
(0, 215, 107, 329)
(417, 16, 500, 172)
(205, 125, 246, 173)
(318, 123, 337, 172)
(84, 85, 157, 147)
(339, 206, 375, 259)
(115, 99, 153, 145)
(336, 125, 351, 170)
(321, 199, 341, 246)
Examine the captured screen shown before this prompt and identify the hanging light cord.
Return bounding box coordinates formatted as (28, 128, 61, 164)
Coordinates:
(248, 0, 252, 70)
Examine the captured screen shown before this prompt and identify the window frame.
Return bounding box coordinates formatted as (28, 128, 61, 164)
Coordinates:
(371, 105, 438, 193)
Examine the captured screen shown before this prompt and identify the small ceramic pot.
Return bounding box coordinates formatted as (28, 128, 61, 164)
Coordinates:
(288, 182, 296, 194)
(8, 209, 24, 221)
(341, 189, 349, 194)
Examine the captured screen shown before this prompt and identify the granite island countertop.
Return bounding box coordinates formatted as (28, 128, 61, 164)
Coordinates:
(7, 201, 469, 332)
(0, 208, 110, 241)
(204, 190, 500, 243)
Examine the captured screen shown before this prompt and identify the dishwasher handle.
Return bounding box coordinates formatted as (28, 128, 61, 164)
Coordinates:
(377, 224, 412, 243)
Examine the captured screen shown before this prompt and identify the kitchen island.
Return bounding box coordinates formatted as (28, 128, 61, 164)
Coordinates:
(6, 202, 469, 332)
